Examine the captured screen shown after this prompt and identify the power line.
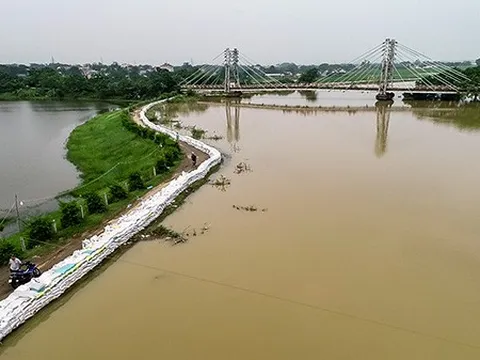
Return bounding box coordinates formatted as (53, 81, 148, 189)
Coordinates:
(14, 231, 480, 351)
(117, 258, 480, 351)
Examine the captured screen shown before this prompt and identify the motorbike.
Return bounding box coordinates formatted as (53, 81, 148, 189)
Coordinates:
(8, 261, 42, 289)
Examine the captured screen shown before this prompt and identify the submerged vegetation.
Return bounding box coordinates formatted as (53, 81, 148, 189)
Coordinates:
(415, 104, 480, 131)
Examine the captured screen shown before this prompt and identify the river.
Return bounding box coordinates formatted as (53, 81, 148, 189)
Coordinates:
(0, 101, 113, 235)
(2, 94, 480, 359)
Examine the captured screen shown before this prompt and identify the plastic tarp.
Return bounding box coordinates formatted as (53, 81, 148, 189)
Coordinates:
(0, 99, 221, 341)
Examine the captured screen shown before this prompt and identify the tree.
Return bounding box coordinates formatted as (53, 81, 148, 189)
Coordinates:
(298, 68, 319, 83)
(164, 146, 180, 167)
(109, 184, 128, 202)
(85, 192, 107, 214)
(156, 156, 169, 174)
(128, 172, 145, 191)
(0, 242, 23, 265)
(28, 217, 54, 248)
(476, 58, 480, 66)
(60, 201, 83, 228)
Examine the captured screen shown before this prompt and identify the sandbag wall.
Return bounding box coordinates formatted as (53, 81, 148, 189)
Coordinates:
(0, 98, 221, 341)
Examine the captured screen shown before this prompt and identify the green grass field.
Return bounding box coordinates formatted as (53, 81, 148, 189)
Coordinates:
(66, 111, 164, 194)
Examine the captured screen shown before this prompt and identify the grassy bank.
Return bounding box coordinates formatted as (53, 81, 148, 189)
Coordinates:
(0, 108, 183, 262)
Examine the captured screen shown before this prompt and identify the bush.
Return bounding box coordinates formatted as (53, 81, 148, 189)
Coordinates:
(60, 201, 83, 228)
(0, 241, 24, 266)
(191, 126, 206, 139)
(156, 156, 169, 174)
(28, 217, 54, 248)
(164, 148, 177, 167)
(85, 192, 107, 214)
(128, 172, 145, 191)
(109, 184, 128, 202)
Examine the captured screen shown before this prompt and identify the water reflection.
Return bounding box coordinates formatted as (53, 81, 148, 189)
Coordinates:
(374, 101, 393, 158)
(225, 100, 241, 150)
(298, 90, 318, 102)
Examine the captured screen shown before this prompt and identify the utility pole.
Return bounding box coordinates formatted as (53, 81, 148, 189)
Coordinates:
(376, 38, 397, 101)
(14, 194, 20, 232)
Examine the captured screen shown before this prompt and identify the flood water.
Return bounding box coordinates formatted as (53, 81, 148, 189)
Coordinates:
(242, 89, 405, 107)
(0, 102, 113, 229)
(2, 96, 480, 359)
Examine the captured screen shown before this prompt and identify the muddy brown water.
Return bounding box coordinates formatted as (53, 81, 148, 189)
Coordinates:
(2, 98, 480, 359)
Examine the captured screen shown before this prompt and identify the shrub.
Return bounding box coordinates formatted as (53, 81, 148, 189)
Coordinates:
(28, 217, 54, 248)
(0, 241, 24, 266)
(60, 201, 83, 228)
(156, 156, 169, 174)
(191, 126, 205, 139)
(109, 184, 128, 202)
(128, 172, 145, 191)
(85, 192, 107, 214)
(164, 148, 177, 167)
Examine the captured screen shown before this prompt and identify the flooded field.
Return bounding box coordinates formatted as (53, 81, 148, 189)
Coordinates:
(0, 102, 113, 205)
(241, 89, 406, 108)
(2, 97, 480, 359)
(0, 101, 113, 235)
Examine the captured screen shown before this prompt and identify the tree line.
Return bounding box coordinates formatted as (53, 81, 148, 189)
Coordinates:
(0, 63, 180, 100)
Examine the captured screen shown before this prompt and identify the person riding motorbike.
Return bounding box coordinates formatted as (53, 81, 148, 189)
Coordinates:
(9, 255, 22, 273)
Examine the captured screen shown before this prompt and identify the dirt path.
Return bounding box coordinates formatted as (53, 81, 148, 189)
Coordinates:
(0, 108, 208, 300)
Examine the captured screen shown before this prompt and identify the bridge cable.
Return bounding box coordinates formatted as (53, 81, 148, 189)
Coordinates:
(314, 43, 385, 85)
(397, 46, 467, 86)
(238, 53, 286, 87)
(395, 51, 458, 91)
(397, 43, 471, 82)
(394, 54, 440, 92)
(319, 47, 384, 87)
(396, 44, 469, 87)
(336, 52, 384, 88)
(238, 55, 285, 88)
(316, 47, 384, 86)
(179, 51, 226, 86)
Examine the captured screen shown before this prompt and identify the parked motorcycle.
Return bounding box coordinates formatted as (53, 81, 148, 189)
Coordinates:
(8, 261, 42, 289)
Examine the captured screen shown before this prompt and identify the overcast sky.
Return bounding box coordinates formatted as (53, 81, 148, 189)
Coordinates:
(1, 0, 479, 65)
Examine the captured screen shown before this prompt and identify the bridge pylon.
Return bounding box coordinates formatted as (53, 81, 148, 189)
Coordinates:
(224, 48, 231, 93)
(223, 48, 241, 94)
(376, 38, 397, 101)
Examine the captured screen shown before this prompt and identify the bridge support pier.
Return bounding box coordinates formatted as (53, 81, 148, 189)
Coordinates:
(376, 38, 397, 101)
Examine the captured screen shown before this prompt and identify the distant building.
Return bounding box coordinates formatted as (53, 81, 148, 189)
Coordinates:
(158, 63, 174, 72)
(266, 73, 285, 78)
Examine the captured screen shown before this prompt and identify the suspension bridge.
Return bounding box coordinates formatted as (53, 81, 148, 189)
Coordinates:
(181, 39, 471, 101)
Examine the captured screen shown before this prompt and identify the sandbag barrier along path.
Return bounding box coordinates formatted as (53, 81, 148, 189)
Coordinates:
(0, 98, 222, 341)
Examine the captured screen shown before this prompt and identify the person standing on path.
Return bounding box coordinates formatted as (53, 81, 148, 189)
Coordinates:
(191, 152, 197, 167)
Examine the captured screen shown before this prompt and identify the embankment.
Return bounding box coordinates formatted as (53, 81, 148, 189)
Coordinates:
(0, 99, 222, 341)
